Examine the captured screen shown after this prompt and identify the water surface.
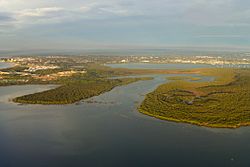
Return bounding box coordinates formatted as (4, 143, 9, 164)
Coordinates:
(0, 62, 14, 69)
(106, 63, 213, 69)
(107, 63, 250, 69)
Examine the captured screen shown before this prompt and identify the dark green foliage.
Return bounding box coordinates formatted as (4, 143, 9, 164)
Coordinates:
(139, 69, 250, 128)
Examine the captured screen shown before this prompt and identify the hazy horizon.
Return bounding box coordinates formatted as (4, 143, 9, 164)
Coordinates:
(1, 47, 250, 57)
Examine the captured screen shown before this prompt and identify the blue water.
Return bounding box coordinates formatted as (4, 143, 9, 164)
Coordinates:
(107, 63, 250, 69)
(0, 62, 13, 69)
(106, 63, 214, 69)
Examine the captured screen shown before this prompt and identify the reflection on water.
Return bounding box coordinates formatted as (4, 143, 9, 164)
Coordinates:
(0, 85, 58, 104)
(0, 73, 250, 167)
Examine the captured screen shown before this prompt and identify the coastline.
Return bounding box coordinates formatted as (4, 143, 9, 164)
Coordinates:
(0, 62, 16, 69)
(138, 109, 249, 129)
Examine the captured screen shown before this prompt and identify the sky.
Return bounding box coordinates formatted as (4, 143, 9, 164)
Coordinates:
(0, 0, 250, 51)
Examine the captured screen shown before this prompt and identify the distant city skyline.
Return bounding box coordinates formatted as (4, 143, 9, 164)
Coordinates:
(0, 0, 250, 51)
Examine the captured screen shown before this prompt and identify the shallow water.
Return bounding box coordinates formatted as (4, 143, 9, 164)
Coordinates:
(107, 63, 250, 69)
(106, 63, 214, 69)
(0, 62, 13, 69)
(0, 74, 250, 167)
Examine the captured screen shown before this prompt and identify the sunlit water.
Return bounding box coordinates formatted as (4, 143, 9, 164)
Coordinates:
(0, 64, 250, 167)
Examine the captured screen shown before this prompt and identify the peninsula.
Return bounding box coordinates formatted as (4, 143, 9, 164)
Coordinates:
(139, 68, 250, 128)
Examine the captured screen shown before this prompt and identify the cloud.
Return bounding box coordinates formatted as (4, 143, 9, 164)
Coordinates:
(0, 12, 15, 23)
(1, 0, 249, 27)
(0, 1, 140, 27)
(0, 0, 250, 49)
(19, 7, 64, 17)
(0, 12, 16, 35)
(0, 13, 13, 22)
(15, 7, 70, 24)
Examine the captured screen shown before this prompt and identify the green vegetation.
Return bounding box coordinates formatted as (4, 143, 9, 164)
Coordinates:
(13, 77, 152, 104)
(139, 68, 250, 128)
(167, 76, 202, 81)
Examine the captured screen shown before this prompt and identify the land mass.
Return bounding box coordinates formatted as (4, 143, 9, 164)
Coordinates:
(139, 68, 250, 128)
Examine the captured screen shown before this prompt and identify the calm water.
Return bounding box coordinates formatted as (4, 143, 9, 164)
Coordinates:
(0, 68, 250, 166)
(106, 63, 214, 69)
(107, 63, 250, 69)
(0, 62, 13, 69)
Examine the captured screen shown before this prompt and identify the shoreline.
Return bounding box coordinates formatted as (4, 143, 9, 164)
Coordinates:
(138, 68, 250, 129)
(0, 62, 16, 69)
(138, 109, 249, 129)
(12, 77, 153, 105)
(0, 84, 59, 104)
